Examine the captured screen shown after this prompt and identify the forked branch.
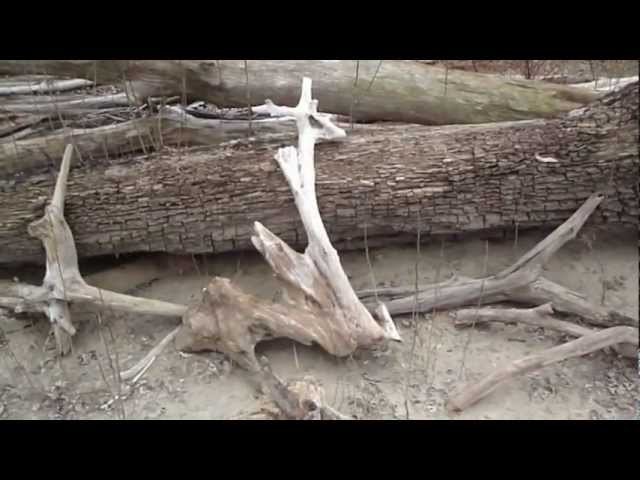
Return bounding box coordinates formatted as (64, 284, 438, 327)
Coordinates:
(178, 77, 401, 375)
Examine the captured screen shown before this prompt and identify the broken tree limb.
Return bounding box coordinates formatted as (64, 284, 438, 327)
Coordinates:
(452, 303, 637, 358)
(0, 92, 131, 115)
(453, 303, 596, 336)
(0, 78, 93, 96)
(447, 325, 638, 412)
(359, 275, 638, 329)
(1, 82, 637, 265)
(503, 277, 638, 328)
(257, 361, 350, 420)
(0, 105, 300, 175)
(379, 193, 608, 316)
(176, 78, 400, 371)
(0, 60, 601, 125)
(0, 144, 186, 355)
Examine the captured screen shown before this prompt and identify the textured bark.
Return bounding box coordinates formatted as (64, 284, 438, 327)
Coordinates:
(0, 83, 637, 266)
(0, 60, 600, 125)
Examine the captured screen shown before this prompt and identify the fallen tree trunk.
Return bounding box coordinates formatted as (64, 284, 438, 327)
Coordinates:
(0, 106, 301, 175)
(0, 83, 637, 265)
(0, 78, 93, 96)
(0, 60, 600, 125)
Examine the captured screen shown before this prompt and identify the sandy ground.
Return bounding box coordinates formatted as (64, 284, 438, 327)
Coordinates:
(0, 227, 637, 420)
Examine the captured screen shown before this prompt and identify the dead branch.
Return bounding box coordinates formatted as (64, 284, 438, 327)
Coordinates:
(505, 277, 638, 328)
(359, 276, 638, 329)
(0, 92, 130, 114)
(380, 193, 604, 313)
(357, 192, 638, 329)
(176, 77, 401, 371)
(447, 325, 638, 412)
(0, 105, 324, 175)
(258, 361, 350, 420)
(0, 144, 186, 355)
(453, 303, 595, 336)
(0, 78, 93, 96)
(452, 303, 637, 358)
(120, 326, 181, 382)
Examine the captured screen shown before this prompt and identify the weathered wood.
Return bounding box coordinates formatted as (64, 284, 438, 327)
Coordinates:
(177, 78, 400, 370)
(0, 60, 600, 125)
(0, 106, 299, 175)
(447, 325, 638, 412)
(0, 144, 186, 355)
(0, 92, 128, 115)
(452, 303, 637, 358)
(377, 193, 609, 316)
(0, 78, 93, 96)
(360, 276, 639, 329)
(0, 82, 637, 265)
(257, 361, 350, 420)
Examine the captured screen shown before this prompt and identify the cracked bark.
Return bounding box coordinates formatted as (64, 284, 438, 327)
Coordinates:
(0, 83, 636, 266)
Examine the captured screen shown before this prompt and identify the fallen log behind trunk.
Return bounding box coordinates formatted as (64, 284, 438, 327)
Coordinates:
(0, 83, 637, 265)
(0, 60, 600, 125)
(0, 106, 300, 175)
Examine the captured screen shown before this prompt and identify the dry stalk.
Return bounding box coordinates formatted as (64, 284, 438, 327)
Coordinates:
(458, 240, 489, 380)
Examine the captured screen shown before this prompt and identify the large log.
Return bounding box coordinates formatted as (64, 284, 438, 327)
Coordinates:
(0, 83, 637, 266)
(0, 106, 300, 175)
(0, 60, 600, 125)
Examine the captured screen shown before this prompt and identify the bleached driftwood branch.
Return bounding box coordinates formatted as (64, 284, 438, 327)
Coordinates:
(452, 303, 637, 358)
(447, 325, 638, 413)
(0, 144, 186, 354)
(176, 78, 401, 373)
(356, 190, 638, 413)
(0, 92, 131, 114)
(0, 78, 93, 96)
(357, 192, 637, 329)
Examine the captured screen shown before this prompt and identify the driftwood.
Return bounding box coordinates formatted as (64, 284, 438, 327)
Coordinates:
(452, 303, 637, 358)
(0, 60, 600, 125)
(0, 92, 130, 115)
(0, 78, 93, 96)
(360, 276, 638, 330)
(0, 144, 186, 355)
(359, 192, 638, 328)
(447, 325, 638, 412)
(0, 106, 303, 175)
(1, 82, 636, 266)
(176, 78, 401, 374)
(257, 361, 350, 420)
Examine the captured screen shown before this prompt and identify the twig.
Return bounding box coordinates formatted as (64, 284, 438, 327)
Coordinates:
(120, 325, 180, 381)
